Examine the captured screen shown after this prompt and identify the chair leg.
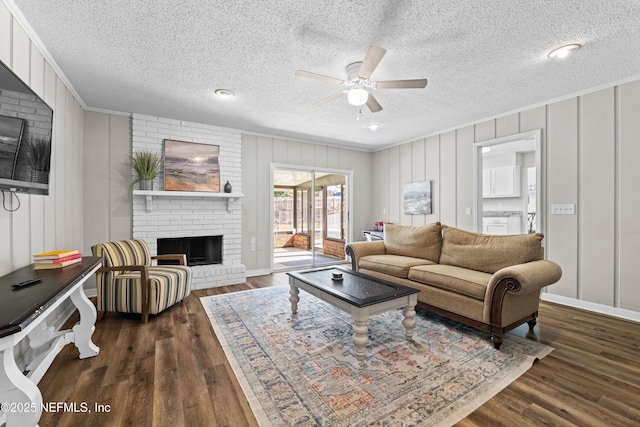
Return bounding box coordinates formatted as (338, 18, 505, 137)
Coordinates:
(97, 311, 107, 321)
(141, 308, 149, 323)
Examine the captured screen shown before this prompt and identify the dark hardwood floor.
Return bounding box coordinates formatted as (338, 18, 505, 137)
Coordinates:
(37, 273, 640, 426)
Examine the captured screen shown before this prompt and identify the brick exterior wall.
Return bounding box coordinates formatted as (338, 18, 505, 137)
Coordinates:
(131, 113, 245, 289)
(322, 239, 345, 258)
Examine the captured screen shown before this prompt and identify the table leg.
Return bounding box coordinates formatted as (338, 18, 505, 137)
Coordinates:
(70, 286, 100, 359)
(402, 304, 417, 340)
(289, 285, 300, 315)
(0, 347, 42, 427)
(351, 310, 369, 361)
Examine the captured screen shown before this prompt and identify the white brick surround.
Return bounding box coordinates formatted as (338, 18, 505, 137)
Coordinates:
(131, 113, 245, 289)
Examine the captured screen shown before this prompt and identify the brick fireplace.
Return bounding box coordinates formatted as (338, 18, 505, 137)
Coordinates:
(131, 113, 246, 289)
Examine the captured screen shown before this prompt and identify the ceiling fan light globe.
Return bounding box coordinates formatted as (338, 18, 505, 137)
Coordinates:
(348, 88, 369, 106)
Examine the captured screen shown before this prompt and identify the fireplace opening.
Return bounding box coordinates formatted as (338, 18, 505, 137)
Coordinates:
(157, 235, 222, 266)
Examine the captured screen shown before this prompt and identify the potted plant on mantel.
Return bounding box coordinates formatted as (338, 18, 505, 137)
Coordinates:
(129, 150, 161, 190)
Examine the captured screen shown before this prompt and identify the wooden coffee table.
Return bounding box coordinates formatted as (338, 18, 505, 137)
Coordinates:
(287, 266, 419, 361)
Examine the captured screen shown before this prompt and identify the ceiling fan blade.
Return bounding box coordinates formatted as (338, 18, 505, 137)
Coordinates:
(295, 70, 344, 85)
(375, 79, 428, 89)
(313, 91, 346, 106)
(366, 93, 383, 113)
(358, 45, 387, 79)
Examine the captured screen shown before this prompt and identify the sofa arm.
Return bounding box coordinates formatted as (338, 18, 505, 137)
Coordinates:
(345, 241, 386, 271)
(487, 260, 563, 297)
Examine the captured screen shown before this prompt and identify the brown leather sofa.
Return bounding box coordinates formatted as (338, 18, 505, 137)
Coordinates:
(345, 222, 562, 348)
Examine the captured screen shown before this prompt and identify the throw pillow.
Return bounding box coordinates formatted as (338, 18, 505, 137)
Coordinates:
(384, 222, 442, 262)
(439, 225, 543, 274)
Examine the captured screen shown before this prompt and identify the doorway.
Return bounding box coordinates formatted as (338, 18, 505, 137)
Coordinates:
(473, 129, 542, 235)
(272, 166, 351, 271)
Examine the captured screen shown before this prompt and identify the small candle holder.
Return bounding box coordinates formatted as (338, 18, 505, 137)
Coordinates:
(331, 272, 343, 282)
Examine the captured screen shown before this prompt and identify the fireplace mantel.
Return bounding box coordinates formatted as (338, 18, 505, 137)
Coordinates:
(133, 190, 243, 213)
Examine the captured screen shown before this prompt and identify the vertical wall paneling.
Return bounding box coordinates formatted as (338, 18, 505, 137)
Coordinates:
(376, 149, 389, 223)
(29, 47, 45, 256)
(54, 79, 66, 246)
(0, 2, 11, 63)
(83, 112, 111, 252)
(0, 4, 87, 372)
(82, 112, 132, 254)
(410, 139, 426, 226)
(547, 98, 579, 298)
(241, 134, 258, 270)
(371, 79, 640, 317)
(326, 146, 340, 170)
(456, 126, 474, 229)
(108, 114, 132, 240)
(257, 137, 274, 269)
(399, 143, 412, 225)
(425, 135, 440, 222)
(42, 63, 56, 250)
(617, 80, 640, 312)
(0, 4, 11, 274)
(474, 120, 496, 143)
(388, 146, 400, 223)
(64, 88, 75, 248)
(10, 22, 31, 268)
(440, 131, 457, 225)
(496, 113, 519, 137)
(580, 88, 615, 306)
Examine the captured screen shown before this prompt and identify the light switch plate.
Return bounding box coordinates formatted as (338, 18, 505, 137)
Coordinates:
(551, 204, 575, 215)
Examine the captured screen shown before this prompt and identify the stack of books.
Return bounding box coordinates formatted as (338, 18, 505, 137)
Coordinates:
(33, 249, 83, 270)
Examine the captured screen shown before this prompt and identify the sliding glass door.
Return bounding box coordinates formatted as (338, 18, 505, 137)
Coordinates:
(272, 166, 350, 271)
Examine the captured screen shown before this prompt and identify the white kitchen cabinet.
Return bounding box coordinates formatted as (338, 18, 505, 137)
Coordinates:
(482, 165, 521, 198)
(483, 216, 523, 234)
(483, 217, 508, 234)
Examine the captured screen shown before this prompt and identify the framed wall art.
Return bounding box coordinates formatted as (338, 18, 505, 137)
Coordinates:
(403, 180, 432, 215)
(164, 139, 220, 192)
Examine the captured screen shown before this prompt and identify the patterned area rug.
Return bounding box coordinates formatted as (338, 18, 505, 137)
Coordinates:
(200, 285, 552, 426)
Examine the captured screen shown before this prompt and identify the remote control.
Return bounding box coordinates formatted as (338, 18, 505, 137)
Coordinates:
(12, 277, 43, 289)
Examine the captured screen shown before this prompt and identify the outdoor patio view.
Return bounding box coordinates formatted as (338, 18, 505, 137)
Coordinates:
(273, 170, 347, 269)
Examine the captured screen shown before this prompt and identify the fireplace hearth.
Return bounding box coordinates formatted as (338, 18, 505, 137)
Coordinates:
(157, 235, 222, 266)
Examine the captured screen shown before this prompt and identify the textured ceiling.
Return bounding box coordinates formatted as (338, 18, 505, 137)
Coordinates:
(10, 0, 640, 150)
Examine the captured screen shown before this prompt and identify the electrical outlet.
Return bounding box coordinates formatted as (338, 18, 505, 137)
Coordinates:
(551, 204, 575, 215)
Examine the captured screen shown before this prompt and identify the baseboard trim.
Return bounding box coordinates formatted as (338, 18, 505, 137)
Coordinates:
(541, 293, 640, 323)
(246, 268, 272, 277)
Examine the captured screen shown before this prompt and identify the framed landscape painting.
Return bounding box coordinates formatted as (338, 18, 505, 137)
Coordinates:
(164, 139, 220, 192)
(404, 180, 432, 215)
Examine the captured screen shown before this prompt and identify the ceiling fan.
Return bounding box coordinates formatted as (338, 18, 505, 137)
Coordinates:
(295, 45, 428, 113)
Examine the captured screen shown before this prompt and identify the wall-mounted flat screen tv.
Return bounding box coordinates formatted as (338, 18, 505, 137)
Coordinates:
(0, 59, 53, 195)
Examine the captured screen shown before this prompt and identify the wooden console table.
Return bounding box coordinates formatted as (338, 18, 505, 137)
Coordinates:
(0, 257, 101, 427)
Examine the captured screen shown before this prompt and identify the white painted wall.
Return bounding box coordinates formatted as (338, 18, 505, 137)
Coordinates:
(82, 111, 132, 254)
(0, 2, 84, 275)
(0, 2, 86, 372)
(372, 81, 640, 317)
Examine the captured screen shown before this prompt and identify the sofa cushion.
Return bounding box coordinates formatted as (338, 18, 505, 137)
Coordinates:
(383, 222, 442, 262)
(360, 255, 436, 279)
(408, 264, 491, 300)
(439, 225, 544, 274)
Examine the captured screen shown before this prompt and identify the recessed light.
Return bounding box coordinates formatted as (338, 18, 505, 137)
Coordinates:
(215, 89, 235, 98)
(548, 44, 581, 59)
(367, 123, 380, 131)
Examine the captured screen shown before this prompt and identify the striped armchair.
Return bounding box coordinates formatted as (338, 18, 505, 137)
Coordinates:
(91, 239, 192, 323)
